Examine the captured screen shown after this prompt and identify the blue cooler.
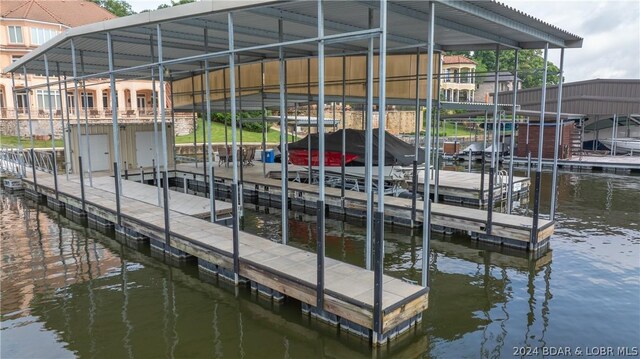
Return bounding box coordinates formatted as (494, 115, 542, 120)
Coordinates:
(262, 149, 275, 163)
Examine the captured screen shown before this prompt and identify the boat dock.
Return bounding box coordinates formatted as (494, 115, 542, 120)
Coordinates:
(17, 169, 427, 345)
(172, 163, 553, 250)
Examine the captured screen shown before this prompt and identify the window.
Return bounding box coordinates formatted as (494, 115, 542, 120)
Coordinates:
(36, 90, 62, 110)
(30, 27, 59, 45)
(8, 26, 23, 43)
(11, 55, 22, 63)
(102, 91, 109, 109)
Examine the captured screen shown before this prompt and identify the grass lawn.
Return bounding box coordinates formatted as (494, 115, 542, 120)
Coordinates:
(175, 119, 293, 144)
(0, 134, 64, 148)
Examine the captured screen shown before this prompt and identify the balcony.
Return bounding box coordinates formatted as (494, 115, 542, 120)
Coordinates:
(0, 107, 190, 121)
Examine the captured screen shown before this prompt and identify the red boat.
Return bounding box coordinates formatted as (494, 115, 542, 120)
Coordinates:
(289, 149, 358, 166)
(286, 129, 424, 167)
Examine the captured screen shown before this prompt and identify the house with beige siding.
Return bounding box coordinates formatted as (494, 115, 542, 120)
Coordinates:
(0, 0, 162, 138)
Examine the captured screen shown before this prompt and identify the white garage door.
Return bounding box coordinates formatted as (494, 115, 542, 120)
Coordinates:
(135, 131, 158, 167)
(81, 134, 110, 172)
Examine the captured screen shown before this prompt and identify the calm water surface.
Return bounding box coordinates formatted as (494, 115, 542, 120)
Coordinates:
(1, 170, 639, 358)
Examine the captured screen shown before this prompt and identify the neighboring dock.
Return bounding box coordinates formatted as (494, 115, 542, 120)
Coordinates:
(18, 170, 428, 345)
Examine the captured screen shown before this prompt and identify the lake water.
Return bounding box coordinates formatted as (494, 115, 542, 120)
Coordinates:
(2, 170, 639, 358)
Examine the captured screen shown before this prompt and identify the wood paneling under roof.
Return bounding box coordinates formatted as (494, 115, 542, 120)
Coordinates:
(171, 53, 441, 110)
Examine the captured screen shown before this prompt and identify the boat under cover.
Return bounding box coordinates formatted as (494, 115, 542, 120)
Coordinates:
(287, 129, 425, 167)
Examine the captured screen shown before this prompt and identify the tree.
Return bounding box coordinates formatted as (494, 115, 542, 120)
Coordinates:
(157, 0, 195, 9)
(91, 0, 134, 17)
(473, 49, 559, 88)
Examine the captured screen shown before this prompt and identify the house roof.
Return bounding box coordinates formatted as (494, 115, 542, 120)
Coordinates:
(443, 55, 476, 65)
(481, 71, 521, 83)
(1, 0, 116, 27)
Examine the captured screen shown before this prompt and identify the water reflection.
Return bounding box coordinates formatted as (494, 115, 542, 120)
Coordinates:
(1, 170, 639, 358)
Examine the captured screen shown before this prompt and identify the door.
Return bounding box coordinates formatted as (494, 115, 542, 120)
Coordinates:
(16, 93, 27, 113)
(137, 96, 146, 113)
(80, 134, 110, 172)
(135, 131, 157, 167)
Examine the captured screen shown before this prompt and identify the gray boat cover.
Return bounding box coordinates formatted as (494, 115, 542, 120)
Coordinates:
(286, 129, 424, 166)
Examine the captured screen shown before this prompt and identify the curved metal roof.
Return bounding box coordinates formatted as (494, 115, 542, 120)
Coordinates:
(5, 0, 583, 79)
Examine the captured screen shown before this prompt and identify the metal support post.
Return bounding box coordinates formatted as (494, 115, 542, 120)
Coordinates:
(433, 55, 443, 203)
(364, 8, 374, 270)
(341, 55, 347, 201)
(203, 27, 217, 222)
(550, 48, 564, 220)
(70, 40, 85, 208)
(43, 55, 59, 199)
(316, 0, 326, 310)
(190, 74, 198, 167)
(373, 0, 389, 336)
(228, 12, 241, 284)
(79, 52, 93, 187)
(507, 50, 519, 214)
(107, 32, 123, 226)
(487, 45, 500, 234)
(421, 1, 435, 289)
(23, 67, 37, 191)
(10, 73, 25, 177)
(157, 24, 172, 244)
(279, 18, 288, 244)
(307, 59, 312, 181)
(261, 61, 267, 177)
(79, 158, 86, 212)
(412, 48, 420, 224)
(150, 36, 162, 205)
(531, 42, 550, 248)
(480, 111, 488, 207)
(56, 63, 70, 180)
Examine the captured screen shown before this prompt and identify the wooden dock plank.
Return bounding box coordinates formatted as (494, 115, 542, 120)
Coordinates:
(89, 176, 232, 218)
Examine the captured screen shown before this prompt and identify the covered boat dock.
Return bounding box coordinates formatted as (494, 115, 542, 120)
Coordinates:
(3, 0, 582, 345)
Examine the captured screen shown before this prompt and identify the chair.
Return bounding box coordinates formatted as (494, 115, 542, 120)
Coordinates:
(90, 109, 100, 118)
(217, 145, 230, 166)
(244, 146, 256, 166)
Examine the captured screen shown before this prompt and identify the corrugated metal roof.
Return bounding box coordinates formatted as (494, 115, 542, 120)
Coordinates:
(5, 0, 583, 79)
(496, 79, 640, 116)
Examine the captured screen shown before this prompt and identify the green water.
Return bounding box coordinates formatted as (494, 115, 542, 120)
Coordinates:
(1, 170, 639, 358)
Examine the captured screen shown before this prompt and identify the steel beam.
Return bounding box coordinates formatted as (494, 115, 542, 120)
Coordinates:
(228, 12, 241, 285)
(421, 1, 435, 288)
(279, 18, 289, 245)
(316, 0, 326, 310)
(43, 54, 59, 199)
(550, 48, 564, 220)
(373, 0, 388, 336)
(107, 32, 123, 226)
(487, 45, 500, 235)
(364, 8, 374, 271)
(531, 42, 549, 247)
(23, 67, 37, 192)
(507, 50, 519, 214)
(10, 73, 25, 177)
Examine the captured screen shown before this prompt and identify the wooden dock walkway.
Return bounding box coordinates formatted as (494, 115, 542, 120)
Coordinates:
(176, 163, 554, 250)
(256, 164, 529, 206)
(415, 170, 530, 205)
(89, 176, 232, 219)
(18, 172, 428, 344)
